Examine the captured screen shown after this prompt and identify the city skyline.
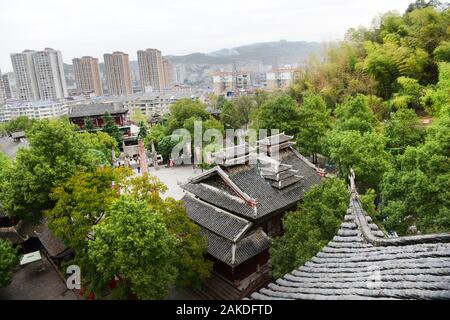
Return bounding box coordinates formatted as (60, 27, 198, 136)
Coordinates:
(0, 0, 413, 71)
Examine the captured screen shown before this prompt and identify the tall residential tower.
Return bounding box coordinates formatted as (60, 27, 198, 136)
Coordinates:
(103, 52, 133, 96)
(73, 56, 103, 96)
(137, 49, 165, 92)
(10, 48, 68, 101)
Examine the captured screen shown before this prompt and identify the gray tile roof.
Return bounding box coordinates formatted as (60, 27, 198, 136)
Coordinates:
(203, 228, 270, 267)
(0, 220, 35, 245)
(34, 222, 68, 258)
(182, 195, 251, 241)
(182, 147, 322, 221)
(250, 189, 450, 300)
(68, 103, 127, 118)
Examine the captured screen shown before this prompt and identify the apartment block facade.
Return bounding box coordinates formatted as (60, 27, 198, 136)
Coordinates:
(266, 68, 301, 91)
(162, 58, 174, 89)
(73, 56, 103, 96)
(10, 48, 68, 101)
(103, 52, 133, 96)
(137, 49, 165, 92)
(212, 71, 251, 95)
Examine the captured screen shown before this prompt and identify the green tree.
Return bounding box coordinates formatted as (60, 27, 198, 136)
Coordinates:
(270, 178, 349, 278)
(292, 42, 376, 109)
(220, 100, 240, 129)
(335, 94, 378, 134)
(157, 135, 183, 162)
(130, 108, 148, 124)
(385, 108, 424, 154)
(183, 117, 224, 136)
(145, 123, 168, 148)
(404, 6, 449, 56)
(391, 77, 424, 110)
(47, 167, 131, 294)
(0, 151, 12, 189)
(422, 62, 450, 117)
(0, 239, 19, 288)
(254, 94, 301, 136)
(167, 99, 209, 133)
(325, 130, 392, 191)
(363, 39, 429, 98)
(103, 112, 122, 146)
(88, 196, 177, 300)
(381, 116, 450, 235)
(47, 167, 130, 256)
(0, 119, 97, 221)
(84, 117, 95, 131)
(78, 131, 119, 164)
(296, 94, 331, 163)
(138, 121, 148, 140)
(233, 96, 256, 128)
(127, 174, 212, 289)
(1, 116, 34, 134)
(434, 41, 450, 62)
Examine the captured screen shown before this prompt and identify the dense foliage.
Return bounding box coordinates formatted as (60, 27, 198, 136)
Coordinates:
(270, 178, 349, 278)
(88, 196, 178, 299)
(0, 239, 19, 288)
(270, 3, 449, 280)
(46, 167, 211, 298)
(0, 119, 101, 221)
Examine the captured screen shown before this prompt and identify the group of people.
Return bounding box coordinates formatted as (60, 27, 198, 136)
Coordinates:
(115, 155, 142, 174)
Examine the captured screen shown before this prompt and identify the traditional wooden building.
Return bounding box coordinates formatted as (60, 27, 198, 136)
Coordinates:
(68, 103, 128, 129)
(182, 134, 324, 286)
(250, 171, 450, 300)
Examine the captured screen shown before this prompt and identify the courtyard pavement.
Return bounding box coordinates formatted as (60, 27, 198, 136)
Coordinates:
(147, 165, 202, 200)
(0, 252, 79, 300)
(0, 136, 28, 158)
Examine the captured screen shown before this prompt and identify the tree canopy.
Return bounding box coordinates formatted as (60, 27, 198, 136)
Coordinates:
(0, 239, 19, 288)
(0, 119, 119, 222)
(102, 112, 122, 146)
(254, 94, 301, 136)
(88, 196, 178, 299)
(296, 94, 331, 163)
(270, 178, 349, 278)
(381, 116, 450, 235)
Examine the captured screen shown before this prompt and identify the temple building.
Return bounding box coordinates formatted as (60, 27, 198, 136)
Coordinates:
(250, 170, 450, 300)
(67, 103, 128, 129)
(181, 134, 324, 287)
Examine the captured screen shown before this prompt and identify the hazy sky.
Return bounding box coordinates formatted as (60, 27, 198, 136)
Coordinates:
(0, 0, 413, 72)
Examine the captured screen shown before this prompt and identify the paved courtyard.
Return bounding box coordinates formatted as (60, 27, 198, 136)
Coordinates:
(147, 165, 202, 200)
(0, 253, 79, 300)
(0, 136, 28, 158)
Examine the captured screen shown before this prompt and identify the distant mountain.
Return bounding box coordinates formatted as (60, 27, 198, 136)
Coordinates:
(166, 40, 322, 65)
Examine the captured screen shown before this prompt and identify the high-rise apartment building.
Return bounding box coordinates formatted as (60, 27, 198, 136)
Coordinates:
(10, 50, 40, 101)
(174, 64, 186, 85)
(73, 56, 103, 96)
(103, 52, 133, 96)
(162, 58, 174, 89)
(137, 49, 165, 92)
(32, 48, 68, 100)
(10, 48, 68, 101)
(0, 69, 5, 105)
(2, 73, 13, 99)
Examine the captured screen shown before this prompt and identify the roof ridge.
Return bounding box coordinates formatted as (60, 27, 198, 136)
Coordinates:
(288, 146, 325, 176)
(187, 166, 259, 212)
(348, 170, 450, 247)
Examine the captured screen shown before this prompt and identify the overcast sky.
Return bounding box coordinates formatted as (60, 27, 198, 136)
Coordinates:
(0, 0, 413, 72)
